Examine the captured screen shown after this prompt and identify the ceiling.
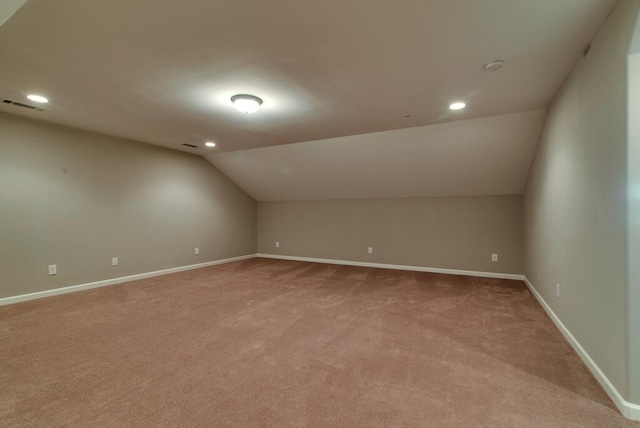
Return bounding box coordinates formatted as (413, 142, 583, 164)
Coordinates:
(207, 109, 545, 201)
(0, 0, 615, 154)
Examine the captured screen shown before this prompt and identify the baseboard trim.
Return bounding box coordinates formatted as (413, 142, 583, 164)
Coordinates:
(256, 253, 524, 281)
(0, 254, 258, 306)
(522, 276, 640, 421)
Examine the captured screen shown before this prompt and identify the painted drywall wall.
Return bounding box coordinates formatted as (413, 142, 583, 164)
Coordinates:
(627, 7, 640, 405)
(0, 0, 29, 27)
(524, 0, 639, 400)
(258, 196, 522, 274)
(0, 112, 257, 299)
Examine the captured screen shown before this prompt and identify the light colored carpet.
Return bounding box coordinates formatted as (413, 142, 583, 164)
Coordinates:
(1, 258, 636, 427)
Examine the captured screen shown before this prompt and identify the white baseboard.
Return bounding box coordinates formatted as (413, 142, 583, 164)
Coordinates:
(256, 253, 524, 281)
(0, 254, 258, 306)
(522, 276, 640, 421)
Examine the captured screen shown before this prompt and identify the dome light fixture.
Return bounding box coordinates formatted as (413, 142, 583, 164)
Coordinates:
(27, 94, 48, 103)
(231, 94, 263, 114)
(205, 141, 216, 147)
(449, 102, 466, 110)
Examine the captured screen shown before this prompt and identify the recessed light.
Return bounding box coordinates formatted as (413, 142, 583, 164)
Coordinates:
(449, 102, 466, 110)
(27, 94, 48, 104)
(205, 142, 216, 147)
(231, 94, 263, 114)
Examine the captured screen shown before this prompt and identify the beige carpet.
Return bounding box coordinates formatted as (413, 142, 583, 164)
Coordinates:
(1, 258, 636, 427)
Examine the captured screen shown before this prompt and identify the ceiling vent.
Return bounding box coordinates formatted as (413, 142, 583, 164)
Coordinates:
(2, 98, 47, 112)
(483, 59, 505, 72)
(182, 143, 198, 148)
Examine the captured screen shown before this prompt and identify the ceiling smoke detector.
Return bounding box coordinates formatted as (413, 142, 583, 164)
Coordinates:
(484, 59, 505, 72)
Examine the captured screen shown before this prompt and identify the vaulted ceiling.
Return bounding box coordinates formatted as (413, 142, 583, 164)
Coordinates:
(0, 0, 616, 200)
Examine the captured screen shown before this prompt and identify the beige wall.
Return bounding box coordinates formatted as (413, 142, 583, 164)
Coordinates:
(258, 196, 523, 274)
(0, 112, 257, 299)
(524, 0, 639, 400)
(628, 9, 640, 404)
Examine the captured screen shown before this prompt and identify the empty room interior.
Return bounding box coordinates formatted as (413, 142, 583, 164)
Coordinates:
(2, 0, 640, 426)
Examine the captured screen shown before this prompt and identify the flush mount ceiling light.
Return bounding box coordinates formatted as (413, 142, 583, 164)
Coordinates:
(231, 94, 263, 114)
(205, 141, 216, 147)
(449, 102, 466, 110)
(27, 94, 48, 103)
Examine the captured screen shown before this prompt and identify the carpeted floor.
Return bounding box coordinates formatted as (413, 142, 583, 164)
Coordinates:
(1, 258, 637, 427)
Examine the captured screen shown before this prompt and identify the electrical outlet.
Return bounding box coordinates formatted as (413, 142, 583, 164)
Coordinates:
(368, 247, 373, 254)
(195, 247, 200, 255)
(556, 284, 560, 299)
(48, 264, 57, 275)
(276, 241, 280, 248)
(491, 253, 498, 262)
(112, 257, 118, 266)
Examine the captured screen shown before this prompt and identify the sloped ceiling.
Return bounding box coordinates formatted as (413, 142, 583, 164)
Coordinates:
(0, 0, 614, 153)
(206, 109, 545, 201)
(0, 1, 614, 202)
